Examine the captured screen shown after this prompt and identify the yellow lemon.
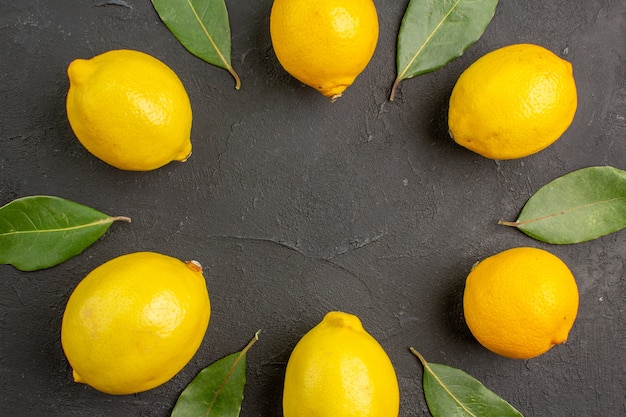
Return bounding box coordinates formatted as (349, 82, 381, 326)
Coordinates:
(283, 311, 399, 417)
(449, 44, 577, 159)
(61, 252, 210, 395)
(66, 49, 193, 171)
(463, 247, 579, 359)
(270, 0, 379, 101)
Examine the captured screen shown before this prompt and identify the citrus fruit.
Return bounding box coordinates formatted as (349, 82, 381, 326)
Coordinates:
(270, 0, 379, 101)
(61, 252, 210, 395)
(66, 49, 193, 171)
(283, 311, 399, 417)
(448, 43, 577, 159)
(463, 247, 579, 359)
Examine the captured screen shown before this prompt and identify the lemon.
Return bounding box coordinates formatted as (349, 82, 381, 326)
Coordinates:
(61, 252, 210, 395)
(449, 43, 578, 159)
(463, 247, 579, 359)
(66, 49, 193, 171)
(283, 311, 399, 417)
(270, 0, 379, 101)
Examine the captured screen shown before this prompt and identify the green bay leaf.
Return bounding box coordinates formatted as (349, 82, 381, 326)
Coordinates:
(390, 0, 498, 101)
(171, 331, 260, 417)
(411, 348, 524, 417)
(0, 196, 130, 271)
(151, 0, 241, 89)
(500, 166, 626, 244)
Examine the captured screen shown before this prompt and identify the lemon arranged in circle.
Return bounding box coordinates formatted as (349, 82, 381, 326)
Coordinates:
(66, 49, 193, 171)
(449, 43, 577, 159)
(270, 0, 379, 101)
(61, 252, 210, 395)
(463, 247, 579, 359)
(283, 311, 399, 417)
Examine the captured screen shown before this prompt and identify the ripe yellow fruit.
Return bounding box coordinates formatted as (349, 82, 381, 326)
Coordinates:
(61, 252, 210, 395)
(449, 43, 577, 159)
(283, 311, 399, 417)
(270, 0, 379, 101)
(463, 247, 579, 359)
(66, 49, 193, 171)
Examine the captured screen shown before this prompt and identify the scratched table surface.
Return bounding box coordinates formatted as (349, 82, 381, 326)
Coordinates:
(1, 1, 625, 416)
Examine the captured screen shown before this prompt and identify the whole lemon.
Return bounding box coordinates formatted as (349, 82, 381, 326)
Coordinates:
(463, 247, 579, 359)
(61, 252, 210, 395)
(449, 44, 577, 159)
(283, 311, 399, 417)
(270, 0, 379, 101)
(66, 49, 193, 171)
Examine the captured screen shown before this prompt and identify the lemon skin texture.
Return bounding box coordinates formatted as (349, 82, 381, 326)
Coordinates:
(449, 44, 577, 159)
(66, 49, 193, 171)
(61, 252, 210, 395)
(463, 247, 579, 359)
(283, 311, 399, 417)
(270, 0, 379, 100)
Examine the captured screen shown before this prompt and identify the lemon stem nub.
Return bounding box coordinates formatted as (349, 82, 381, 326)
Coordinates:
(186, 260, 203, 273)
(67, 59, 94, 86)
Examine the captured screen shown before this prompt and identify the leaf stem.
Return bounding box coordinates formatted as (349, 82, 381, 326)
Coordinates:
(243, 330, 261, 354)
(498, 219, 519, 227)
(409, 347, 427, 366)
(112, 216, 132, 223)
(389, 78, 401, 101)
(230, 67, 242, 90)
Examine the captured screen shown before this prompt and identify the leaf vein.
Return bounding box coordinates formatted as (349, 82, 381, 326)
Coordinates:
(0, 217, 112, 237)
(423, 360, 479, 416)
(204, 331, 259, 416)
(186, 0, 231, 72)
(511, 196, 625, 226)
(398, 0, 462, 81)
(19, 206, 40, 231)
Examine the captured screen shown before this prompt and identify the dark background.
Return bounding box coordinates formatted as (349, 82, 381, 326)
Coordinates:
(1, 1, 625, 416)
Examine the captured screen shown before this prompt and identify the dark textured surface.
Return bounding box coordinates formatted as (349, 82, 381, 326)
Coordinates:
(1, 1, 625, 416)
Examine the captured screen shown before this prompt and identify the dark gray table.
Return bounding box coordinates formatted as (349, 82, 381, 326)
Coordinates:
(1, 1, 624, 416)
